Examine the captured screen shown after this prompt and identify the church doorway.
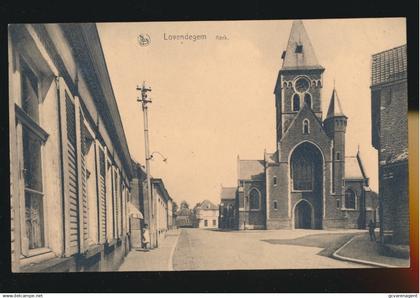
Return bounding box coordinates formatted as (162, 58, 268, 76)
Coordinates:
(290, 142, 324, 229)
(294, 200, 313, 229)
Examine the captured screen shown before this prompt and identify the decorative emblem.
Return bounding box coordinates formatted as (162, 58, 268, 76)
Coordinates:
(138, 34, 151, 47)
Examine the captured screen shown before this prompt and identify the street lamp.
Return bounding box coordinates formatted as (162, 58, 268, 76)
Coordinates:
(147, 151, 168, 163)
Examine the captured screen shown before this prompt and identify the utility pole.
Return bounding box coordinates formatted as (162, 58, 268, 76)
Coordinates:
(137, 82, 156, 248)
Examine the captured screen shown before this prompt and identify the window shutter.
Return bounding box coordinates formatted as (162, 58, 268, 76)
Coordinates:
(57, 77, 80, 256)
(105, 155, 114, 242)
(76, 103, 89, 252)
(114, 169, 120, 238)
(97, 143, 107, 243)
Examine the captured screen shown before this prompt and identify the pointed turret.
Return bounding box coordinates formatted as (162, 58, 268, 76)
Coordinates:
(324, 88, 348, 138)
(323, 88, 348, 197)
(281, 20, 324, 70)
(326, 88, 346, 119)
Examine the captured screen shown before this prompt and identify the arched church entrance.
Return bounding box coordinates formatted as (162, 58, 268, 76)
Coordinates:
(294, 200, 313, 229)
(290, 142, 324, 229)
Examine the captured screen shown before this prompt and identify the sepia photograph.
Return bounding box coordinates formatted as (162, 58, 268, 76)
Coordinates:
(8, 17, 411, 274)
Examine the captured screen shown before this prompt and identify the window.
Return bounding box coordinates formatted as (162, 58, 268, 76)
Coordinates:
(17, 58, 49, 253)
(295, 44, 303, 53)
(212, 219, 216, 226)
(383, 87, 392, 106)
(336, 152, 341, 161)
(303, 119, 310, 134)
(273, 200, 278, 210)
(204, 220, 208, 227)
(23, 126, 44, 250)
(304, 93, 312, 108)
(249, 188, 260, 210)
(345, 189, 356, 209)
(291, 149, 314, 191)
(273, 176, 277, 186)
(292, 94, 300, 111)
(336, 198, 340, 209)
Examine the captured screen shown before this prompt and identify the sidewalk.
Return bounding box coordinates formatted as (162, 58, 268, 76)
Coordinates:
(118, 229, 181, 271)
(333, 232, 410, 268)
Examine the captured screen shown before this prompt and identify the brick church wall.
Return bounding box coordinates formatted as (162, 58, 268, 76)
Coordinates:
(237, 180, 266, 229)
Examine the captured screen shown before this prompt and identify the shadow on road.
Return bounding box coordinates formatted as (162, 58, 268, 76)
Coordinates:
(262, 232, 363, 257)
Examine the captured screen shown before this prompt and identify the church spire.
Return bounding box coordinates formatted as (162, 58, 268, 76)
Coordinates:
(326, 88, 346, 119)
(281, 20, 323, 70)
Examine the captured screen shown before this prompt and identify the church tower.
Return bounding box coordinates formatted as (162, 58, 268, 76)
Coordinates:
(274, 20, 325, 145)
(324, 89, 348, 205)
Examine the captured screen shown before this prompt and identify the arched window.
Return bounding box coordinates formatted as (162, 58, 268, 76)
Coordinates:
(344, 189, 356, 209)
(273, 200, 278, 210)
(304, 93, 312, 108)
(292, 94, 300, 111)
(303, 119, 310, 134)
(249, 188, 260, 210)
(291, 146, 315, 191)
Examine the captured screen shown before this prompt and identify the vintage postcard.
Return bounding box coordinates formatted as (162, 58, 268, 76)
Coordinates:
(8, 18, 409, 272)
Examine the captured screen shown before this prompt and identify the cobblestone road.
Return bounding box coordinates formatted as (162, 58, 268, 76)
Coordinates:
(172, 228, 372, 270)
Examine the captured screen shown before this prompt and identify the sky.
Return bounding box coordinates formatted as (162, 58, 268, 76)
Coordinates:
(97, 18, 406, 207)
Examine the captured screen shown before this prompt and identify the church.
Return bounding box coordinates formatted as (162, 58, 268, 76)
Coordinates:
(218, 20, 378, 230)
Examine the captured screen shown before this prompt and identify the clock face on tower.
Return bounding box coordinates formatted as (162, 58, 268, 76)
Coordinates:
(294, 77, 310, 93)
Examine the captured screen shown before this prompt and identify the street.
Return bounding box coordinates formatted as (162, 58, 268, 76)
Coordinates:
(119, 228, 372, 271)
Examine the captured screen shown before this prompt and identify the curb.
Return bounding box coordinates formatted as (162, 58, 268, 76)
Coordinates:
(332, 234, 399, 268)
(168, 229, 181, 271)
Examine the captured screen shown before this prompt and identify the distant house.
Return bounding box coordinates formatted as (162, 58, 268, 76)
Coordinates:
(175, 208, 194, 228)
(152, 178, 172, 245)
(194, 200, 219, 228)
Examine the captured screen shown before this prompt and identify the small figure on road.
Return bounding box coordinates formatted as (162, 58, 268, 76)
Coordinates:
(142, 224, 151, 251)
(368, 220, 376, 241)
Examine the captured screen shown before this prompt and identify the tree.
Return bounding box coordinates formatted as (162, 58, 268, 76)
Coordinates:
(172, 201, 179, 214)
(180, 200, 189, 210)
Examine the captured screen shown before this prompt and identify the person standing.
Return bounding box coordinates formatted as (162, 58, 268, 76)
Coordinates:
(142, 224, 151, 251)
(368, 219, 376, 241)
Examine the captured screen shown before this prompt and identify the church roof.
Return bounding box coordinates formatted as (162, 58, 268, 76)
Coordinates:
(326, 88, 346, 119)
(221, 187, 236, 200)
(345, 150, 368, 180)
(238, 159, 265, 180)
(196, 200, 219, 210)
(281, 20, 324, 71)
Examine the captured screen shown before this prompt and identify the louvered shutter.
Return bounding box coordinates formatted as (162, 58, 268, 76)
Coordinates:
(57, 77, 80, 256)
(97, 144, 107, 243)
(114, 169, 119, 238)
(106, 157, 114, 242)
(77, 106, 89, 251)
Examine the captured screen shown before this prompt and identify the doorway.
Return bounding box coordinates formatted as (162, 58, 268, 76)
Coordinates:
(294, 200, 313, 229)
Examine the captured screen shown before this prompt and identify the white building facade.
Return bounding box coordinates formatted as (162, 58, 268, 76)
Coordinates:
(9, 23, 133, 272)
